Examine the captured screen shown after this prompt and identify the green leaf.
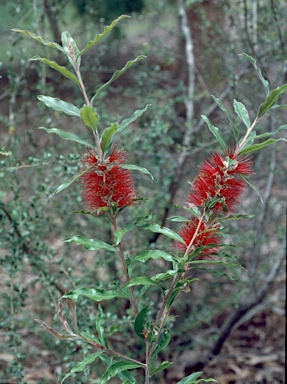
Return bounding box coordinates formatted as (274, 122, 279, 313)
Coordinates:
(12, 28, 66, 53)
(124, 276, 161, 290)
(254, 124, 287, 140)
(117, 105, 151, 132)
(134, 304, 150, 339)
(39, 127, 93, 148)
(92, 56, 146, 100)
(121, 164, 154, 180)
(114, 215, 152, 246)
(64, 235, 115, 252)
(176, 371, 218, 383)
(101, 123, 118, 152)
(140, 223, 186, 244)
(239, 174, 263, 203)
(61, 352, 103, 383)
(30, 56, 80, 85)
(151, 270, 178, 283)
(38, 96, 81, 117)
(77, 15, 130, 57)
(217, 213, 255, 221)
(80, 105, 99, 131)
(201, 115, 228, 152)
(211, 95, 238, 139)
(150, 330, 171, 372)
(151, 361, 173, 376)
(257, 84, 287, 118)
(168, 215, 190, 223)
(54, 164, 95, 194)
(99, 360, 143, 384)
(63, 287, 130, 301)
(240, 53, 269, 96)
(96, 305, 108, 347)
(233, 99, 250, 129)
(128, 250, 176, 265)
(238, 138, 287, 156)
(61, 31, 81, 69)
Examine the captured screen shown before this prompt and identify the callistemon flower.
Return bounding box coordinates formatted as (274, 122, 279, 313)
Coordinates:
(188, 150, 253, 212)
(176, 217, 221, 258)
(81, 147, 136, 211)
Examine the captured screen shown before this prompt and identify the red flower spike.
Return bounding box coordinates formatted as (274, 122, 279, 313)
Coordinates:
(81, 147, 136, 211)
(176, 217, 221, 258)
(188, 150, 253, 212)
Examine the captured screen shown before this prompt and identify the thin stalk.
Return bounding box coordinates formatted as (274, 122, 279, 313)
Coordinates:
(145, 340, 151, 384)
(111, 210, 139, 315)
(234, 117, 258, 157)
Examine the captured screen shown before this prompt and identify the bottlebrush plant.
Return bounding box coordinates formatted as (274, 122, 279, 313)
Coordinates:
(13, 15, 287, 384)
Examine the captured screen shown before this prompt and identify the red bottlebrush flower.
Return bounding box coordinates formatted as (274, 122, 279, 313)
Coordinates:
(188, 150, 253, 212)
(81, 147, 136, 211)
(176, 217, 221, 258)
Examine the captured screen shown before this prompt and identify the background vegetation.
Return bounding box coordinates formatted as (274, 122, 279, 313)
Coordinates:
(0, 0, 286, 383)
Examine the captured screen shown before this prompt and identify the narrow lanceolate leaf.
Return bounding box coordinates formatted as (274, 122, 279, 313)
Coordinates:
(62, 287, 130, 301)
(128, 250, 176, 265)
(121, 164, 154, 180)
(77, 15, 130, 57)
(39, 127, 93, 148)
(140, 223, 186, 244)
(38, 96, 80, 116)
(255, 124, 287, 140)
(80, 105, 99, 131)
(176, 371, 218, 383)
(233, 99, 250, 129)
(134, 304, 150, 339)
(117, 105, 151, 132)
(151, 361, 173, 377)
(201, 115, 228, 152)
(96, 305, 108, 347)
(54, 164, 95, 194)
(124, 276, 161, 290)
(64, 235, 115, 252)
(92, 56, 146, 100)
(217, 213, 255, 221)
(257, 84, 287, 118)
(30, 56, 80, 86)
(238, 138, 287, 156)
(240, 53, 269, 96)
(211, 95, 238, 139)
(12, 28, 65, 53)
(61, 352, 103, 383)
(61, 31, 81, 69)
(99, 361, 143, 384)
(101, 123, 118, 153)
(168, 215, 190, 223)
(114, 215, 152, 245)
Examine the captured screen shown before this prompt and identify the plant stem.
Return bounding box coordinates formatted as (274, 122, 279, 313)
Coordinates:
(234, 117, 258, 156)
(111, 211, 139, 315)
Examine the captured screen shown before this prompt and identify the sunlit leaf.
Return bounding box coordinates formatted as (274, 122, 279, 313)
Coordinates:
(101, 123, 118, 152)
(38, 96, 81, 116)
(61, 352, 103, 383)
(12, 28, 65, 52)
(121, 164, 154, 179)
(257, 84, 287, 118)
(139, 223, 186, 244)
(201, 115, 228, 152)
(61, 31, 81, 69)
(63, 287, 130, 301)
(92, 56, 146, 100)
(64, 235, 115, 252)
(117, 105, 151, 132)
(128, 250, 176, 265)
(238, 138, 287, 156)
(77, 15, 130, 57)
(99, 360, 143, 384)
(80, 105, 99, 130)
(240, 53, 269, 96)
(168, 215, 190, 223)
(30, 56, 80, 85)
(233, 99, 250, 129)
(39, 127, 93, 148)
